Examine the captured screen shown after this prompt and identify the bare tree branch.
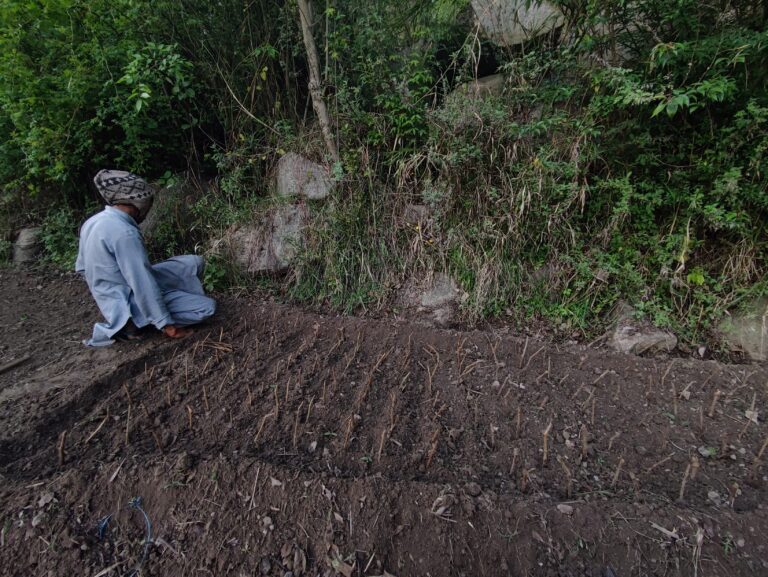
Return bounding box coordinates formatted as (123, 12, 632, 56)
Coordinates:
(297, 0, 339, 163)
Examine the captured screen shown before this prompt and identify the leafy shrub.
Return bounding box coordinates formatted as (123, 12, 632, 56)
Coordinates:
(2, 0, 767, 348)
(0, 239, 12, 263)
(40, 209, 80, 269)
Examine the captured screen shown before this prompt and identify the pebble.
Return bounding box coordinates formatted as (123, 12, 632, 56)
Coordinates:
(557, 504, 574, 515)
(465, 482, 482, 497)
(697, 446, 715, 458)
(259, 557, 272, 574)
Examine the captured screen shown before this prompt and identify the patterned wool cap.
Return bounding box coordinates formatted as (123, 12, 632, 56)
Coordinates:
(93, 169, 155, 209)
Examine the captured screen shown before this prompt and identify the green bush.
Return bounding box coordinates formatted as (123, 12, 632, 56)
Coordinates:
(1, 0, 766, 348)
(40, 208, 79, 269)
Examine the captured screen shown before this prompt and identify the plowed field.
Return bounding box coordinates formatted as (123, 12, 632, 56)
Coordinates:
(1, 269, 767, 577)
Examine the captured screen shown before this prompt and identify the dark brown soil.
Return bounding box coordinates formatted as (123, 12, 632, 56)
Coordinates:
(1, 268, 767, 577)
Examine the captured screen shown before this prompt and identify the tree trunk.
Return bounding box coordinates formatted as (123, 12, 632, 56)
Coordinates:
(297, 0, 339, 163)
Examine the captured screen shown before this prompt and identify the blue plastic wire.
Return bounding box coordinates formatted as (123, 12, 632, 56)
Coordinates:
(96, 515, 113, 540)
(128, 497, 153, 572)
(96, 496, 153, 577)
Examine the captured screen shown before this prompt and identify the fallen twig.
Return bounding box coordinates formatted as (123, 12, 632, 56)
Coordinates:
(0, 355, 32, 375)
(57, 430, 67, 466)
(84, 413, 109, 444)
(542, 421, 553, 465)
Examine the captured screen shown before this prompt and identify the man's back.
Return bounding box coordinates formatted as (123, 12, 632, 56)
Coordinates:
(76, 206, 171, 345)
(76, 206, 139, 279)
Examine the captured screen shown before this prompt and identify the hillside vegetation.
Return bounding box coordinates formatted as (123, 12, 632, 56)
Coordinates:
(1, 0, 766, 345)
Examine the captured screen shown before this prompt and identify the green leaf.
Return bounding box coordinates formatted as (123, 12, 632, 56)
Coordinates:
(666, 101, 678, 117)
(687, 269, 705, 286)
(652, 101, 666, 117)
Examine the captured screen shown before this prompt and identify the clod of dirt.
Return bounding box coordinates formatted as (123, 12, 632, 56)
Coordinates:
(281, 542, 292, 559)
(175, 452, 193, 472)
(259, 556, 272, 574)
(465, 482, 481, 497)
(431, 492, 456, 518)
(281, 542, 307, 576)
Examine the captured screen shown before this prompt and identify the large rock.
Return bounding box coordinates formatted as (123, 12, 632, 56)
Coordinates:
(420, 273, 461, 309)
(471, 0, 564, 46)
(609, 303, 677, 356)
(276, 153, 334, 200)
(225, 204, 308, 273)
(449, 74, 505, 102)
(403, 204, 431, 226)
(719, 299, 767, 361)
(13, 227, 42, 265)
(399, 273, 463, 327)
(140, 177, 202, 247)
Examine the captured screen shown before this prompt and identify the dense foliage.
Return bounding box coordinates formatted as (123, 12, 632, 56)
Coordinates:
(1, 0, 766, 345)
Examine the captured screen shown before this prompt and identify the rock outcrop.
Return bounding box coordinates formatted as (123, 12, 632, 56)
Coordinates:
(276, 153, 334, 200)
(398, 273, 464, 327)
(140, 177, 202, 247)
(471, 0, 563, 47)
(609, 303, 677, 356)
(223, 204, 309, 273)
(13, 228, 42, 265)
(719, 299, 767, 362)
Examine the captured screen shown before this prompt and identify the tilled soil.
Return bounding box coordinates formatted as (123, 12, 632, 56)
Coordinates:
(1, 268, 767, 577)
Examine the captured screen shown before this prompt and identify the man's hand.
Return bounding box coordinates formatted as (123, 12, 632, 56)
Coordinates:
(163, 325, 193, 339)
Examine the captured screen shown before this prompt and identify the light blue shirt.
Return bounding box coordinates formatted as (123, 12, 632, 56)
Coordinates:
(76, 207, 172, 346)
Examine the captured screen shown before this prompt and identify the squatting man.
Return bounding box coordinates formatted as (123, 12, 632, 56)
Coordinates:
(76, 169, 216, 346)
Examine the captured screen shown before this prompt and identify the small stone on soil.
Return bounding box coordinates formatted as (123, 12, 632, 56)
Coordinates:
(557, 504, 574, 515)
(259, 557, 272, 574)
